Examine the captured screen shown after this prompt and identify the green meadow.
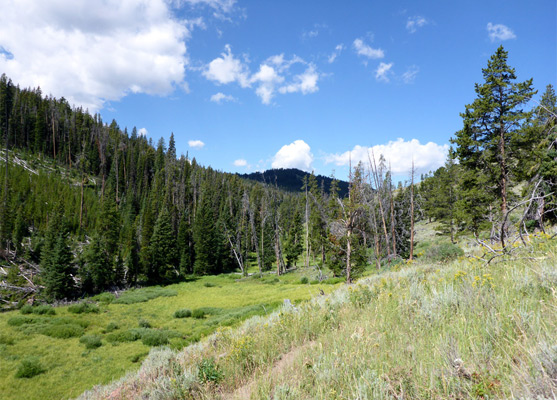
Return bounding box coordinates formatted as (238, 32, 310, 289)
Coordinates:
(0, 272, 341, 400)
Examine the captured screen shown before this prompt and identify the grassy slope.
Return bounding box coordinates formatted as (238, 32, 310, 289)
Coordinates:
(0, 273, 338, 400)
(80, 232, 557, 399)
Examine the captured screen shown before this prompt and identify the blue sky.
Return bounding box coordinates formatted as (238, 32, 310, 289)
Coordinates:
(1, 0, 555, 181)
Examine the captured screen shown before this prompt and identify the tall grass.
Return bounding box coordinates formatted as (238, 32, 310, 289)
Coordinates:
(80, 239, 557, 399)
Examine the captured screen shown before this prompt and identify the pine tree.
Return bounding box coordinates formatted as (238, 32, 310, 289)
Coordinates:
(452, 46, 536, 247)
(149, 207, 178, 282)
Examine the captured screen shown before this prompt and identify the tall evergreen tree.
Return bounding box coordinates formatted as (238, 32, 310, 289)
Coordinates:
(452, 46, 536, 247)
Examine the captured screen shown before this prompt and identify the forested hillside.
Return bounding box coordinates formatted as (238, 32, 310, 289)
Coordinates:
(0, 46, 555, 309)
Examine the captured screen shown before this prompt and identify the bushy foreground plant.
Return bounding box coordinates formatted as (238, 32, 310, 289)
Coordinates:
(15, 357, 45, 379)
(68, 302, 99, 314)
(173, 309, 192, 318)
(424, 242, 464, 262)
(80, 335, 103, 349)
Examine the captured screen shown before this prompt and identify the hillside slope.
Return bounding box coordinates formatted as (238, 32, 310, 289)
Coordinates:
(80, 236, 557, 399)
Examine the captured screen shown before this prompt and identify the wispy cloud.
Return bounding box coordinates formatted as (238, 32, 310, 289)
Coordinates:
(401, 66, 419, 84)
(375, 62, 393, 82)
(406, 16, 428, 33)
(353, 38, 384, 59)
(210, 92, 237, 103)
(233, 159, 248, 167)
(487, 23, 516, 42)
(328, 44, 344, 63)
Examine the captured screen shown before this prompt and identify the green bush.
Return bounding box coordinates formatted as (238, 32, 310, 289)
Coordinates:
(192, 309, 206, 319)
(33, 305, 56, 315)
(138, 319, 151, 328)
(141, 330, 169, 346)
(113, 287, 178, 305)
(424, 242, 464, 263)
(130, 352, 149, 363)
(91, 292, 116, 304)
(20, 304, 33, 314)
(0, 333, 16, 345)
(80, 335, 103, 349)
(300, 276, 309, 284)
(104, 322, 119, 333)
(198, 358, 223, 383)
(68, 302, 99, 314)
(106, 329, 143, 343)
(20, 304, 56, 315)
(173, 309, 192, 318)
(204, 282, 216, 288)
(15, 357, 45, 378)
(40, 323, 84, 338)
(8, 316, 35, 326)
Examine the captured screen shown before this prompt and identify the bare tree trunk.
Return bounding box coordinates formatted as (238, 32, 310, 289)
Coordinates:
(389, 167, 397, 255)
(499, 127, 508, 249)
(305, 180, 309, 268)
(368, 150, 391, 255)
(79, 172, 84, 229)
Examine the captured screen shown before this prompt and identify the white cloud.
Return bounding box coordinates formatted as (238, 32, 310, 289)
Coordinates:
(279, 65, 319, 95)
(0, 0, 194, 112)
(401, 65, 419, 84)
(375, 62, 393, 82)
(272, 140, 314, 172)
(188, 140, 205, 149)
(203, 44, 250, 87)
(233, 159, 247, 167)
(328, 44, 344, 63)
(406, 16, 428, 33)
(487, 23, 516, 42)
(138, 128, 148, 137)
(324, 138, 449, 175)
(210, 92, 237, 103)
(177, 0, 236, 13)
(353, 38, 384, 59)
(203, 49, 320, 105)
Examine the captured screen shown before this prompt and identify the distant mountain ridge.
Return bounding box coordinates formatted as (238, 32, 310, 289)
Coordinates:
(238, 168, 349, 198)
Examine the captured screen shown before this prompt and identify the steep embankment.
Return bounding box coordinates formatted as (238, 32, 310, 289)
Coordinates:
(80, 236, 557, 399)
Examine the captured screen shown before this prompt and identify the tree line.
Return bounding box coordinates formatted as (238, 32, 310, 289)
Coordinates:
(0, 45, 554, 304)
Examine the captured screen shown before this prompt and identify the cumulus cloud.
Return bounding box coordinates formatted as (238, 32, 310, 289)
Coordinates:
(353, 38, 384, 59)
(210, 92, 237, 103)
(138, 128, 149, 137)
(487, 23, 516, 42)
(203, 45, 250, 87)
(402, 66, 419, 84)
(188, 140, 205, 149)
(324, 138, 449, 175)
(279, 65, 319, 95)
(233, 159, 248, 167)
(0, 0, 195, 112)
(375, 62, 394, 82)
(272, 140, 314, 172)
(328, 44, 344, 63)
(406, 16, 428, 33)
(203, 47, 320, 104)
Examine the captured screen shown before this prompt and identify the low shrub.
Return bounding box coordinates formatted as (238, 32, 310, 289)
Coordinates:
(104, 322, 119, 332)
(192, 309, 206, 319)
(20, 304, 56, 315)
(300, 276, 309, 284)
(80, 335, 103, 349)
(204, 282, 216, 288)
(113, 287, 178, 305)
(68, 302, 99, 314)
(40, 323, 84, 338)
(15, 357, 45, 379)
(106, 329, 143, 343)
(20, 304, 33, 314)
(33, 305, 56, 315)
(173, 309, 192, 318)
(130, 352, 149, 363)
(138, 319, 151, 328)
(141, 330, 169, 346)
(198, 358, 223, 383)
(91, 293, 115, 304)
(424, 242, 464, 263)
(8, 316, 35, 326)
